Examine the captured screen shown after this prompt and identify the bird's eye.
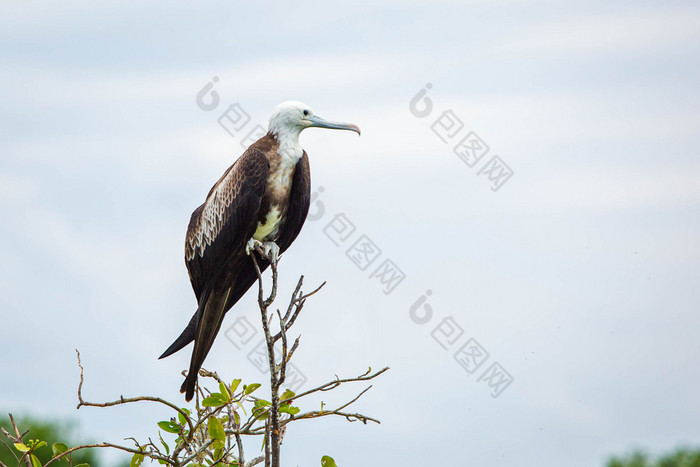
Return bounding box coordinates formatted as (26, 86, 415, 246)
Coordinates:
(303, 109, 309, 116)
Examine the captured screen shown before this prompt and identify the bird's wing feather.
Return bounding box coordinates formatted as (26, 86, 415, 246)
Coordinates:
(183, 151, 308, 397)
(178, 148, 269, 401)
(184, 148, 269, 301)
(160, 148, 269, 361)
(277, 151, 311, 254)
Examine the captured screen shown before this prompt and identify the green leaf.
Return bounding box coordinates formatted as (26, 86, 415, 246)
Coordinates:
(281, 389, 295, 401)
(52, 443, 68, 458)
(31, 454, 42, 467)
(202, 393, 226, 407)
(230, 379, 241, 393)
(234, 400, 247, 415)
(130, 453, 144, 467)
(232, 410, 241, 425)
(157, 420, 181, 434)
(253, 407, 269, 420)
(279, 403, 300, 415)
(31, 441, 47, 450)
(177, 408, 190, 426)
(74, 464, 90, 467)
(158, 432, 170, 456)
(321, 456, 337, 467)
(14, 443, 30, 453)
(244, 383, 261, 395)
(207, 417, 226, 443)
(219, 382, 230, 401)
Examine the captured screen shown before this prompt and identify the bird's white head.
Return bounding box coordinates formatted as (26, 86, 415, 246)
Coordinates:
(268, 101, 361, 142)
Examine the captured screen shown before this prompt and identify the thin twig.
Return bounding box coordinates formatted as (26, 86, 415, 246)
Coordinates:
(246, 455, 265, 467)
(290, 367, 389, 403)
(5, 414, 31, 467)
(75, 350, 196, 437)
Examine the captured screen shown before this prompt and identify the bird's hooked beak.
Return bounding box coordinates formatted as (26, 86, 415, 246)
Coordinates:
(307, 114, 361, 136)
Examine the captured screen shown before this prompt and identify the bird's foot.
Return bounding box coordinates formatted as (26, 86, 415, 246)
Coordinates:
(245, 238, 263, 255)
(261, 241, 280, 264)
(245, 238, 279, 264)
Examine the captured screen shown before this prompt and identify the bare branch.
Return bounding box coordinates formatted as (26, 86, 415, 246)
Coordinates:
(0, 437, 18, 462)
(245, 455, 265, 467)
(180, 439, 215, 466)
(282, 276, 305, 322)
(289, 367, 389, 403)
(286, 336, 301, 363)
(298, 281, 327, 302)
(4, 414, 32, 467)
(276, 308, 288, 386)
(75, 350, 195, 436)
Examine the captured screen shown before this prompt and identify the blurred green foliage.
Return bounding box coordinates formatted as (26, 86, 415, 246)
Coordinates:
(0, 414, 97, 467)
(607, 447, 700, 467)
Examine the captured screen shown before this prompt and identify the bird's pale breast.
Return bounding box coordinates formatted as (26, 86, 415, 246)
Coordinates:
(253, 155, 296, 242)
(253, 206, 283, 241)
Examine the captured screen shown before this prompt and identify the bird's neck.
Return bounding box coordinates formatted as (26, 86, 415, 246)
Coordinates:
(271, 126, 303, 167)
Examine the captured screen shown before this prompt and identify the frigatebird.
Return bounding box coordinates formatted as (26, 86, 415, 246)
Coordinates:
(160, 101, 360, 401)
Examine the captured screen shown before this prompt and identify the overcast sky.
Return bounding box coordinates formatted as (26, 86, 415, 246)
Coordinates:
(1, 1, 699, 466)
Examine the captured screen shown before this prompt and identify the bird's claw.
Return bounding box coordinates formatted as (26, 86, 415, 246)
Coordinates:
(246, 238, 263, 255)
(261, 241, 280, 264)
(245, 238, 279, 264)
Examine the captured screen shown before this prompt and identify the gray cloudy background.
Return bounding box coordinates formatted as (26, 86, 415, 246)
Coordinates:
(1, 0, 699, 465)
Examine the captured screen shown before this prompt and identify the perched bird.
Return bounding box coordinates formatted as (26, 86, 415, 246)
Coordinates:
(160, 101, 360, 401)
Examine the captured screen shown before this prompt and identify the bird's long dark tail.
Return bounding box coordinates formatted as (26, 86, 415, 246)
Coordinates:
(181, 287, 231, 401)
(159, 311, 199, 359)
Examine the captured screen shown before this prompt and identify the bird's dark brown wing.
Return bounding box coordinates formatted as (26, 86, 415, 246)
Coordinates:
(178, 148, 270, 401)
(184, 148, 269, 301)
(277, 151, 311, 254)
(159, 148, 268, 361)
